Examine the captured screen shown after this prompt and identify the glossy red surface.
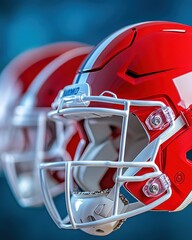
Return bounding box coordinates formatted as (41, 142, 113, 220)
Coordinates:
(2, 42, 85, 97)
(36, 46, 93, 107)
(76, 21, 192, 211)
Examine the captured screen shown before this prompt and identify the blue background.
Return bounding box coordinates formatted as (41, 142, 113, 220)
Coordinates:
(0, 0, 191, 239)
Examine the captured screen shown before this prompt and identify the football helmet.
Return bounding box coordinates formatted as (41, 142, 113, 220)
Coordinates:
(2, 43, 93, 207)
(0, 42, 83, 172)
(40, 21, 192, 236)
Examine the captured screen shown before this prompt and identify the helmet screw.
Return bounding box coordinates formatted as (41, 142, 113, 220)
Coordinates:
(149, 183, 159, 195)
(151, 115, 162, 127)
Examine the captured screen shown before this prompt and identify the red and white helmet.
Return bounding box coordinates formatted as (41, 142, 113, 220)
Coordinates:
(2, 42, 93, 207)
(0, 42, 84, 172)
(40, 21, 192, 236)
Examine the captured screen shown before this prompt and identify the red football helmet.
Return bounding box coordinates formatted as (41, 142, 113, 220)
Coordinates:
(0, 42, 85, 172)
(2, 42, 93, 207)
(40, 21, 192, 236)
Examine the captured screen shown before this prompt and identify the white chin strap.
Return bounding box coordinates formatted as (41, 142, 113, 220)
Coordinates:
(71, 189, 128, 236)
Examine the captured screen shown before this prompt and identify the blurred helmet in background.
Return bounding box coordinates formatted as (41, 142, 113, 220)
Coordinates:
(0, 42, 85, 172)
(2, 42, 93, 207)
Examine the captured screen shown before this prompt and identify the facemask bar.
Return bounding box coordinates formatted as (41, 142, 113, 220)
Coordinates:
(40, 87, 186, 230)
(31, 111, 75, 206)
(36, 109, 83, 203)
(35, 112, 75, 198)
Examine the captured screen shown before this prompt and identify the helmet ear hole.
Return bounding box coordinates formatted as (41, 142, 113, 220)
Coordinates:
(186, 149, 192, 162)
(96, 229, 105, 233)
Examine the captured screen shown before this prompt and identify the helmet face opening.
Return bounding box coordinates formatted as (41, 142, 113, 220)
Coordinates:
(72, 113, 149, 192)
